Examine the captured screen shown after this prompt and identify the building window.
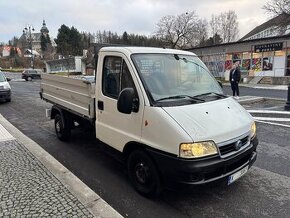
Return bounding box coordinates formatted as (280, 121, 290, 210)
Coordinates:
(275, 51, 285, 56)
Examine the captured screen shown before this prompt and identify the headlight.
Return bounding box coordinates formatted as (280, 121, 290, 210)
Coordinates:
(3, 83, 11, 90)
(250, 122, 256, 138)
(180, 141, 218, 158)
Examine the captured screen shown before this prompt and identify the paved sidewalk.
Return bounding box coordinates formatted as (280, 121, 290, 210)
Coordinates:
(0, 114, 122, 217)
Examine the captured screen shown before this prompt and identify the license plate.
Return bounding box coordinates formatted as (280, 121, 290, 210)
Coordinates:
(228, 165, 248, 185)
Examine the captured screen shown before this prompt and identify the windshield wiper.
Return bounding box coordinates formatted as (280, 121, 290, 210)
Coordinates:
(194, 92, 227, 98)
(156, 95, 205, 102)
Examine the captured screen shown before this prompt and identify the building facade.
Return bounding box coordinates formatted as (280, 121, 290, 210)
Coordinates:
(188, 35, 290, 79)
(18, 20, 56, 55)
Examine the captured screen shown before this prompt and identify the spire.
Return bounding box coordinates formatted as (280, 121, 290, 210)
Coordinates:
(40, 19, 49, 34)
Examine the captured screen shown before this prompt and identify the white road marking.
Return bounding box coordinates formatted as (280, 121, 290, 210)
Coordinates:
(253, 117, 290, 122)
(248, 110, 290, 115)
(255, 120, 290, 128)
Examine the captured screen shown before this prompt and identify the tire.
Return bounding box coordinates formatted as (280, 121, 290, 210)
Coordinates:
(54, 113, 71, 141)
(127, 150, 161, 197)
(28, 76, 32, 81)
(6, 98, 11, 102)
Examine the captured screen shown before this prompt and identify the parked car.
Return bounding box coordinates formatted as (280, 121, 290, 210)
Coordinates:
(0, 72, 11, 102)
(22, 69, 42, 81)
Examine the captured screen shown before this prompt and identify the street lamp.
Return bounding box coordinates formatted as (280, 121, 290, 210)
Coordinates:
(23, 25, 35, 69)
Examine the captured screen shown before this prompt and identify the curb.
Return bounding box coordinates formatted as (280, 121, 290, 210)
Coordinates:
(238, 96, 286, 104)
(238, 96, 264, 104)
(0, 114, 123, 218)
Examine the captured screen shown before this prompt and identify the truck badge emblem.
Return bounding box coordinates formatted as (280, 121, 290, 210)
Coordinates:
(234, 140, 243, 151)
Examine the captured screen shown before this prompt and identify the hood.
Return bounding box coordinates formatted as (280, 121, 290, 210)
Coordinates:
(162, 97, 253, 144)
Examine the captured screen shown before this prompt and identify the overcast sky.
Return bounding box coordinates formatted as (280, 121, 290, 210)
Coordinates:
(0, 0, 270, 43)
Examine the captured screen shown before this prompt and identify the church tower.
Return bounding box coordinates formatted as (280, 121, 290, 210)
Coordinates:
(40, 20, 49, 36)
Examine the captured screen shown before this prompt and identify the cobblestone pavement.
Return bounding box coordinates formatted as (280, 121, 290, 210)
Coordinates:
(0, 139, 93, 217)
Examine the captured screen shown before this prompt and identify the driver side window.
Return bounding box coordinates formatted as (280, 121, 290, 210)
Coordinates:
(102, 56, 135, 99)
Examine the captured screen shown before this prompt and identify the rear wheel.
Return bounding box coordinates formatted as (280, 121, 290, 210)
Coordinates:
(6, 98, 11, 102)
(54, 113, 71, 141)
(27, 76, 32, 81)
(127, 150, 161, 197)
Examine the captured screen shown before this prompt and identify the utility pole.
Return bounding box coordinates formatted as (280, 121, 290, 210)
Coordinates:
(23, 25, 35, 69)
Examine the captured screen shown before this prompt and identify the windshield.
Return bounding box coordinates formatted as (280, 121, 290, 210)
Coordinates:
(0, 73, 6, 82)
(131, 53, 223, 103)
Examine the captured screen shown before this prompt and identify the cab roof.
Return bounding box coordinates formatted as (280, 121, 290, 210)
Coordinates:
(99, 46, 197, 56)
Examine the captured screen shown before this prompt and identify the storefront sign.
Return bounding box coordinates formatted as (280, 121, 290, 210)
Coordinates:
(254, 42, 283, 52)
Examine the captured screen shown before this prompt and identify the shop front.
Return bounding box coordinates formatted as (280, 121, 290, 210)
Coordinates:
(189, 35, 290, 79)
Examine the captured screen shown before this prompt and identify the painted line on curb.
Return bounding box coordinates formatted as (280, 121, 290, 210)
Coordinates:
(0, 123, 14, 142)
(0, 114, 123, 218)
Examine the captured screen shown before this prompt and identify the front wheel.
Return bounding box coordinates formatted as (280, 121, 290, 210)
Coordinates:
(54, 113, 71, 141)
(127, 150, 161, 197)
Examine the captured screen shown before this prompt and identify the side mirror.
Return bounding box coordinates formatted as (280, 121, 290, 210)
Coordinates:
(117, 88, 135, 114)
(6, 77, 11, 82)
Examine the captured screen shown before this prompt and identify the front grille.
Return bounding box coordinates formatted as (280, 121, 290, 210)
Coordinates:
(219, 136, 249, 156)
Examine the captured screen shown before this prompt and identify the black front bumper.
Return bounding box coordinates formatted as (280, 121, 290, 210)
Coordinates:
(0, 89, 11, 100)
(146, 135, 258, 186)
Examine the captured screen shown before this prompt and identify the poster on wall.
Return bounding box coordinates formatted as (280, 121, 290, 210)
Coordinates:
(262, 57, 273, 71)
(225, 60, 232, 70)
(241, 59, 250, 71)
(252, 58, 261, 71)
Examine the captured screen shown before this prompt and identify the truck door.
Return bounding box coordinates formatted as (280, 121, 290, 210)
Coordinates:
(96, 54, 144, 151)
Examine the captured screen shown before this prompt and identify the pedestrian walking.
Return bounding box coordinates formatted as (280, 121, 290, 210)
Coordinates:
(229, 61, 241, 99)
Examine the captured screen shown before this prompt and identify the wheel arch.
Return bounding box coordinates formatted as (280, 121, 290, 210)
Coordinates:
(123, 141, 146, 161)
(123, 142, 163, 178)
(51, 105, 63, 120)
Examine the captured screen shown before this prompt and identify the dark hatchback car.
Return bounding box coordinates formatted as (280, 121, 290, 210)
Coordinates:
(22, 69, 42, 81)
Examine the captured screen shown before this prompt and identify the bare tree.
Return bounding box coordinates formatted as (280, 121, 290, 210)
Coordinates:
(263, 0, 290, 34)
(190, 18, 208, 47)
(209, 10, 239, 43)
(155, 11, 199, 49)
(220, 10, 239, 43)
(263, 0, 290, 15)
(209, 15, 221, 40)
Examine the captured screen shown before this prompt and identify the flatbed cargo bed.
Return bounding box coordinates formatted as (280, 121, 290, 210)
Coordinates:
(40, 74, 95, 119)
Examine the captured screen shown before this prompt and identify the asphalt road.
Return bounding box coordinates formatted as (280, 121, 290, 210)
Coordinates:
(0, 74, 289, 218)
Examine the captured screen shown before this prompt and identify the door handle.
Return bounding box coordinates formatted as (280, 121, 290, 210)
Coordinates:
(98, 100, 104, 110)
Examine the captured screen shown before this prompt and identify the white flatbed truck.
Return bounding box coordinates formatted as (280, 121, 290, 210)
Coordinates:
(40, 47, 258, 196)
